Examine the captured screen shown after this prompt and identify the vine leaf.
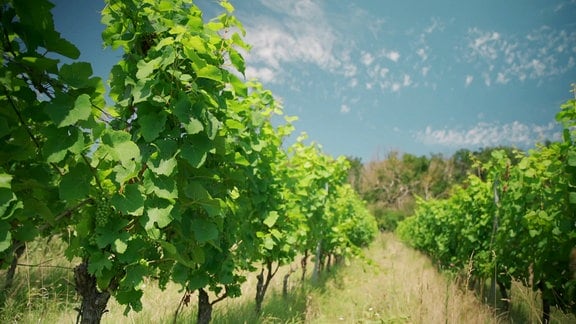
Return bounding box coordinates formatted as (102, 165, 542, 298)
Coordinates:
(181, 135, 212, 168)
(111, 184, 144, 216)
(196, 65, 222, 82)
(0, 222, 12, 252)
(138, 106, 167, 142)
(59, 62, 94, 88)
(144, 203, 174, 230)
(101, 130, 141, 167)
(263, 211, 279, 228)
(45, 94, 91, 127)
(43, 126, 84, 163)
(191, 217, 218, 243)
(59, 162, 91, 201)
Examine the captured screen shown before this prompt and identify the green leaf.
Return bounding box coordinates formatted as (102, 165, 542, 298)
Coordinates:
(183, 36, 208, 57)
(115, 288, 143, 314)
(68, 94, 92, 127)
(49, 35, 81, 59)
(96, 267, 116, 291)
(0, 222, 11, 252)
(187, 273, 209, 290)
(21, 56, 59, 74)
(112, 238, 127, 254)
(122, 262, 147, 288)
(183, 117, 204, 135)
(229, 74, 247, 97)
(102, 130, 141, 167)
(160, 242, 195, 268)
(146, 141, 178, 176)
(184, 182, 211, 201)
(262, 236, 275, 250)
(173, 94, 205, 135)
(181, 135, 212, 168)
(43, 95, 70, 127)
(263, 211, 279, 228)
(568, 149, 576, 167)
(234, 152, 250, 166)
(138, 107, 167, 142)
(191, 217, 218, 242)
(225, 119, 245, 131)
(0, 174, 13, 189)
(113, 161, 140, 185)
(569, 192, 576, 205)
(59, 62, 94, 88)
(136, 57, 161, 79)
(196, 65, 222, 82)
(0, 190, 19, 225)
(59, 162, 91, 201)
(229, 48, 245, 74)
(88, 251, 113, 276)
(144, 202, 173, 229)
(43, 126, 85, 163)
(143, 171, 178, 202)
(13, 222, 39, 242)
(205, 112, 221, 140)
(220, 1, 234, 13)
(111, 184, 145, 216)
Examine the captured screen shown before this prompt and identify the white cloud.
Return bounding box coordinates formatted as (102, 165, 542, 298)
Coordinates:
(496, 72, 509, 84)
(343, 63, 358, 78)
(470, 29, 501, 60)
(415, 121, 560, 147)
(423, 17, 444, 35)
(245, 66, 276, 83)
(402, 74, 412, 87)
(340, 104, 350, 114)
(361, 51, 375, 66)
(416, 48, 428, 61)
(384, 50, 401, 62)
(482, 72, 491, 86)
(421, 66, 430, 76)
(465, 26, 576, 84)
(379, 67, 390, 78)
(349, 78, 358, 88)
(465, 75, 474, 87)
(242, 0, 349, 83)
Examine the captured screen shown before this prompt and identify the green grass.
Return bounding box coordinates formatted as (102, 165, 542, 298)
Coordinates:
(2, 233, 575, 323)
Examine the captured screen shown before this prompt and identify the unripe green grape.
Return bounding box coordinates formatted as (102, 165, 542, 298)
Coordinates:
(95, 198, 110, 227)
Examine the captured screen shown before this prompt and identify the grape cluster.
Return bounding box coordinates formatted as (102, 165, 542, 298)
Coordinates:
(95, 198, 111, 228)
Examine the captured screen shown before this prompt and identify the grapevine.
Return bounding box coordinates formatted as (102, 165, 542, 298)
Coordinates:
(397, 88, 576, 322)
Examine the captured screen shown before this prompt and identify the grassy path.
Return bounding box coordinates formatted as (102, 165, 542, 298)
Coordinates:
(304, 232, 498, 323)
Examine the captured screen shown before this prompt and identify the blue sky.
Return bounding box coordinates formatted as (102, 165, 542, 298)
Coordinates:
(51, 0, 576, 162)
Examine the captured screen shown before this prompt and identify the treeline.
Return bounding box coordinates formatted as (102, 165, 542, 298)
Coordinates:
(348, 146, 522, 231)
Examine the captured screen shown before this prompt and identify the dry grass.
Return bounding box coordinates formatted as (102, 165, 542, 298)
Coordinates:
(306, 233, 501, 324)
(2, 233, 576, 323)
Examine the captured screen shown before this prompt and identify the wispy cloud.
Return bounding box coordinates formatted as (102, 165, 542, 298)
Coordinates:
(241, 0, 352, 83)
(361, 51, 375, 66)
(414, 121, 560, 147)
(465, 26, 576, 84)
(382, 49, 401, 62)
